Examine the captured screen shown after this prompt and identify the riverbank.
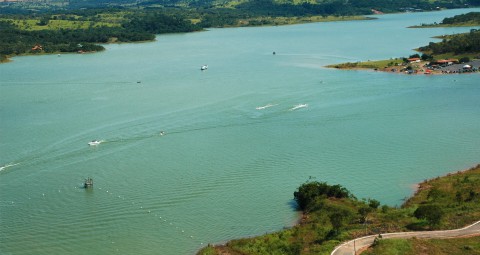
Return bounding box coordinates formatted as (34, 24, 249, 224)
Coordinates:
(0, 14, 373, 64)
(225, 15, 376, 27)
(197, 163, 480, 255)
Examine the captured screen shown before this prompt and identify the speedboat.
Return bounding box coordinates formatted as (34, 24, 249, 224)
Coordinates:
(88, 140, 101, 146)
(201, 65, 208, 70)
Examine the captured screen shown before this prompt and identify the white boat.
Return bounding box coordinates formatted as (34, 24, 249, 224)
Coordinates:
(201, 65, 208, 70)
(290, 104, 308, 111)
(88, 140, 102, 146)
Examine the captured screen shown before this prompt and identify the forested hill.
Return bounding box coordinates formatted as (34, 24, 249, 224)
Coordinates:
(69, 0, 480, 10)
(0, 11, 201, 62)
(1, 0, 479, 13)
(1, 0, 479, 62)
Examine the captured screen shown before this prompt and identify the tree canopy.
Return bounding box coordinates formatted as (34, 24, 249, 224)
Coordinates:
(293, 180, 352, 211)
(419, 29, 480, 55)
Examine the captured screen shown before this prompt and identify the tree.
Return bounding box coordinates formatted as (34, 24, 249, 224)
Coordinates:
(421, 53, 433, 61)
(358, 206, 373, 223)
(409, 53, 420, 59)
(459, 56, 470, 63)
(414, 204, 444, 225)
(329, 204, 355, 236)
(368, 198, 380, 209)
(294, 181, 351, 211)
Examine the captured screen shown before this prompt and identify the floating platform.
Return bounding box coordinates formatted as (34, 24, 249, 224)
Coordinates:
(84, 177, 93, 188)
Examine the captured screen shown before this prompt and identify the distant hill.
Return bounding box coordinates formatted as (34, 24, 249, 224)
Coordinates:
(1, 0, 479, 13)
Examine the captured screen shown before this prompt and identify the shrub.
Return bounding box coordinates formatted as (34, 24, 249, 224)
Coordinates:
(414, 204, 444, 225)
(293, 181, 351, 211)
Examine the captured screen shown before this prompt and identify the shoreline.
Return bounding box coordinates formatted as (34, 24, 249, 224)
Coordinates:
(326, 59, 480, 75)
(198, 163, 480, 255)
(0, 15, 372, 64)
(405, 163, 480, 205)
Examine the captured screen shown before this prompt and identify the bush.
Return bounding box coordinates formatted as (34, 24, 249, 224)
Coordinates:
(414, 204, 444, 225)
(294, 181, 351, 211)
(459, 56, 470, 63)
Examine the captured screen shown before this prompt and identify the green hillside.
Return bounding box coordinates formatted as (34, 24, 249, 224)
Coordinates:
(1, 0, 479, 13)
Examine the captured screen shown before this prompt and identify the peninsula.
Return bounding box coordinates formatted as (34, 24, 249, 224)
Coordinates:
(198, 164, 480, 255)
(327, 12, 480, 75)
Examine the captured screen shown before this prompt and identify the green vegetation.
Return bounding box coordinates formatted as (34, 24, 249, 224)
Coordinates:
(0, 6, 371, 61)
(197, 164, 480, 255)
(326, 59, 404, 70)
(328, 12, 480, 72)
(411, 12, 480, 27)
(2, 0, 477, 13)
(442, 11, 480, 25)
(363, 236, 480, 255)
(0, 10, 201, 60)
(419, 29, 480, 56)
(403, 165, 480, 229)
(1, 0, 479, 62)
(328, 29, 480, 72)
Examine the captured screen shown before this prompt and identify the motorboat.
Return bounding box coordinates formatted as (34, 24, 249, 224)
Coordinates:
(88, 140, 102, 146)
(201, 65, 208, 70)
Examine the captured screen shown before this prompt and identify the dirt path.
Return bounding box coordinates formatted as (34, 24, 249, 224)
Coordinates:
(331, 220, 480, 255)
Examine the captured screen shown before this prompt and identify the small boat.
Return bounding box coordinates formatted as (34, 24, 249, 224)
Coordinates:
(88, 140, 102, 146)
(201, 65, 208, 70)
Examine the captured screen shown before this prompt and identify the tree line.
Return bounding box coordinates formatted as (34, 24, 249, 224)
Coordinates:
(419, 29, 480, 55)
(0, 11, 201, 59)
(441, 11, 480, 24)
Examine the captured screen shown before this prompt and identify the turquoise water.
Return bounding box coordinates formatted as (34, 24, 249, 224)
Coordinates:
(1, 9, 480, 255)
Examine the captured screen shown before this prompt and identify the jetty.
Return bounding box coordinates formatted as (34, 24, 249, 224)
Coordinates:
(84, 177, 93, 188)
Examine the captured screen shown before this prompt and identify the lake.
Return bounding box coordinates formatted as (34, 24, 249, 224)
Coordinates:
(1, 8, 479, 255)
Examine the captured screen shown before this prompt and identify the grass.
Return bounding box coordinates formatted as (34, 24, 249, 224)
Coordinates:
(403, 165, 480, 229)
(2, 12, 126, 31)
(326, 58, 404, 70)
(3, 18, 120, 31)
(236, 15, 374, 26)
(362, 239, 413, 255)
(363, 236, 480, 255)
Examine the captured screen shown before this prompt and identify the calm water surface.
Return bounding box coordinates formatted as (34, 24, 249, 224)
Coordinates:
(1, 9, 480, 255)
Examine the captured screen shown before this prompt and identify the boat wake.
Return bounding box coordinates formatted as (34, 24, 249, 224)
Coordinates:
(256, 103, 277, 110)
(0, 163, 20, 173)
(88, 140, 105, 146)
(289, 104, 308, 111)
